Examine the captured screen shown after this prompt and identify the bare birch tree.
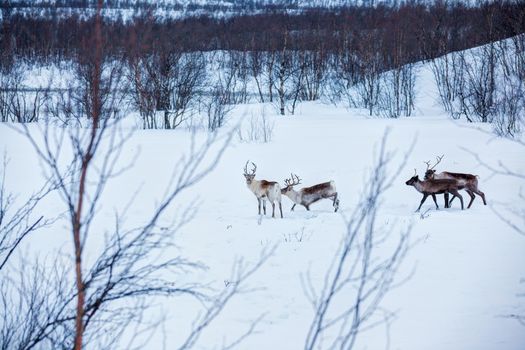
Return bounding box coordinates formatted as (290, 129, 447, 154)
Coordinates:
(304, 133, 411, 349)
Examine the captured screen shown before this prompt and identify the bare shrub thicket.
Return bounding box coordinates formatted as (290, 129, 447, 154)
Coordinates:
(4, 2, 523, 126)
(298, 49, 329, 102)
(329, 34, 387, 117)
(128, 50, 206, 129)
(0, 62, 47, 123)
(304, 133, 410, 349)
(247, 49, 267, 103)
(429, 51, 465, 117)
(328, 39, 417, 119)
(492, 35, 525, 137)
(206, 83, 234, 132)
(217, 51, 250, 105)
(355, 46, 384, 117)
(237, 108, 275, 143)
(377, 63, 417, 118)
(328, 42, 361, 107)
(431, 34, 525, 136)
(459, 44, 497, 123)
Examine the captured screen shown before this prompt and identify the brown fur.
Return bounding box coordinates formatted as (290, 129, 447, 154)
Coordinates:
(281, 179, 339, 212)
(301, 182, 332, 195)
(424, 169, 486, 208)
(243, 161, 283, 218)
(260, 180, 278, 188)
(406, 175, 464, 211)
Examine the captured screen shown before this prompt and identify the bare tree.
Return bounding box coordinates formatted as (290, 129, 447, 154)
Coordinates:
(355, 34, 386, 116)
(273, 39, 292, 116)
(206, 82, 234, 132)
(247, 49, 266, 103)
(128, 54, 158, 129)
(465, 134, 525, 327)
(6, 8, 266, 348)
(378, 63, 417, 118)
(0, 61, 47, 123)
(431, 34, 524, 134)
(328, 36, 361, 108)
(430, 51, 466, 118)
(459, 44, 497, 123)
(216, 50, 250, 105)
(492, 34, 525, 137)
(0, 155, 55, 271)
(128, 49, 206, 129)
(299, 49, 328, 102)
(303, 133, 410, 349)
(237, 108, 274, 144)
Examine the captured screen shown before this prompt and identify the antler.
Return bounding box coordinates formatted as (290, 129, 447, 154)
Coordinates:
(424, 154, 444, 170)
(431, 155, 444, 170)
(414, 168, 417, 176)
(243, 161, 257, 176)
(284, 173, 302, 187)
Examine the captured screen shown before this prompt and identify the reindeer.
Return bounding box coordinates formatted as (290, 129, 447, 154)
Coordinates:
(405, 170, 464, 211)
(281, 173, 339, 212)
(424, 155, 487, 209)
(243, 161, 283, 218)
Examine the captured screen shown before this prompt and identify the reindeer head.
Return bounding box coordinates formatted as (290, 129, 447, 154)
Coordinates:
(282, 173, 302, 195)
(243, 161, 257, 184)
(423, 155, 444, 180)
(424, 169, 436, 180)
(405, 169, 419, 186)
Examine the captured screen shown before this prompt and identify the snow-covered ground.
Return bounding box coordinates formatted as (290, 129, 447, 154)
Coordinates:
(1, 62, 524, 349)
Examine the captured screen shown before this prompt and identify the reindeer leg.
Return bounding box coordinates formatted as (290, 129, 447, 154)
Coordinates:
(444, 193, 449, 208)
(448, 193, 455, 207)
(263, 200, 267, 215)
(333, 193, 339, 212)
(257, 198, 261, 215)
(431, 194, 439, 209)
(304, 204, 310, 211)
(271, 202, 275, 218)
(417, 194, 429, 212)
(474, 189, 487, 205)
(450, 189, 464, 210)
(279, 202, 283, 218)
(466, 190, 475, 209)
(291, 203, 296, 211)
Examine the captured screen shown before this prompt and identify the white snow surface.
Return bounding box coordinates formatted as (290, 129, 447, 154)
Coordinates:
(1, 62, 524, 349)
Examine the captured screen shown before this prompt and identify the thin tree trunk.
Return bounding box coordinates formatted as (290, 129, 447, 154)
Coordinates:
(74, 1, 103, 349)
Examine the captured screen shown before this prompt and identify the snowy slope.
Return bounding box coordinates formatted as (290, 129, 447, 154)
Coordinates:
(1, 58, 524, 349)
(3, 0, 482, 20)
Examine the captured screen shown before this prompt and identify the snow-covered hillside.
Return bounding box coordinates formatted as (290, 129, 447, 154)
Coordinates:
(2, 0, 482, 20)
(0, 53, 524, 348)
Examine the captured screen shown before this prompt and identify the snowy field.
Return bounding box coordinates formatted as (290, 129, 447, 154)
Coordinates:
(1, 65, 524, 349)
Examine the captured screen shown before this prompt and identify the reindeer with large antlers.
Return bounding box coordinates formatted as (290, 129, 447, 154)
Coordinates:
(281, 174, 339, 212)
(243, 161, 283, 218)
(406, 169, 464, 211)
(424, 155, 487, 209)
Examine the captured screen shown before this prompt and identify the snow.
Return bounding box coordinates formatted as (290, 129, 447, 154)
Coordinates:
(1, 53, 524, 349)
(2, 0, 484, 21)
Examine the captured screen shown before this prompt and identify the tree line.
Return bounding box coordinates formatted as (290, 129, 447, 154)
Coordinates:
(2, 1, 523, 63)
(0, 1, 524, 133)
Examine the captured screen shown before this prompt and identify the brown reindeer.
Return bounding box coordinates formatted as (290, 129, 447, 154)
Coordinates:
(405, 170, 464, 211)
(424, 155, 487, 209)
(243, 161, 283, 218)
(281, 173, 339, 212)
